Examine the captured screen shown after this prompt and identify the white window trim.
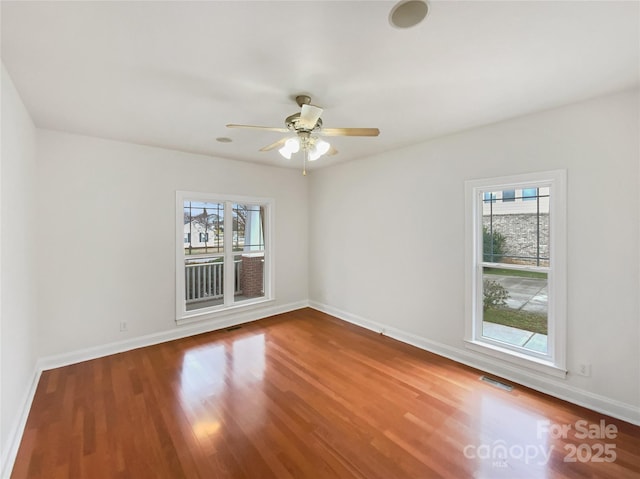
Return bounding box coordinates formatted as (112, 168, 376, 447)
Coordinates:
(175, 191, 275, 324)
(464, 170, 567, 378)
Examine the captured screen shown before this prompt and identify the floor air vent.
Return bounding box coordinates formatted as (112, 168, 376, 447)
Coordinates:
(480, 376, 514, 391)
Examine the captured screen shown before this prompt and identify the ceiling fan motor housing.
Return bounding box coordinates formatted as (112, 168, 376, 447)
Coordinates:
(295, 95, 312, 107)
(285, 113, 323, 132)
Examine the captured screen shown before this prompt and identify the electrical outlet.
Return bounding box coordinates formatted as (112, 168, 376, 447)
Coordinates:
(119, 320, 128, 332)
(577, 363, 591, 377)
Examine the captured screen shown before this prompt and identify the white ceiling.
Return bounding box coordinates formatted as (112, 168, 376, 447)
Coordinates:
(2, 1, 639, 170)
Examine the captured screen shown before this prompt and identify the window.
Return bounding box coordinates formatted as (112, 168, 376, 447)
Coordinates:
(176, 192, 273, 323)
(465, 171, 567, 377)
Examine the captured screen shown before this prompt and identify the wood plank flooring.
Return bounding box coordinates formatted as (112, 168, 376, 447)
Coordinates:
(11, 308, 640, 478)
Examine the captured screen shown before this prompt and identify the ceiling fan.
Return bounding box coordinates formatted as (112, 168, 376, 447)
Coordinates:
(227, 95, 380, 175)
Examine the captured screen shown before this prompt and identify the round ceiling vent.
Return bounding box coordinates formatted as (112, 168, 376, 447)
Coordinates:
(389, 0, 429, 29)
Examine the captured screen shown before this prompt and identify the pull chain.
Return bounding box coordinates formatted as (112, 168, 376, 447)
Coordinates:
(303, 148, 308, 176)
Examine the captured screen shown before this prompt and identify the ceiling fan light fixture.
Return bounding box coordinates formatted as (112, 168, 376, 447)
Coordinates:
(389, 0, 429, 29)
(309, 139, 331, 162)
(278, 137, 300, 159)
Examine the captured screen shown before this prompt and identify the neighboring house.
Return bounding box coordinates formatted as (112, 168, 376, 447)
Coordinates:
(482, 187, 550, 215)
(183, 220, 221, 251)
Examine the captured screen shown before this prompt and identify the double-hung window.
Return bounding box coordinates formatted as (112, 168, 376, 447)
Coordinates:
(176, 192, 273, 323)
(465, 170, 567, 377)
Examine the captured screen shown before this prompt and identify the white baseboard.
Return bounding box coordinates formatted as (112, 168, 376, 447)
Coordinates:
(38, 300, 309, 371)
(1, 365, 41, 479)
(309, 301, 640, 426)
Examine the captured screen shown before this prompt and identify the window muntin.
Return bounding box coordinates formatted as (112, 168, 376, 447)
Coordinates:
(465, 171, 566, 376)
(177, 193, 272, 322)
(483, 191, 496, 203)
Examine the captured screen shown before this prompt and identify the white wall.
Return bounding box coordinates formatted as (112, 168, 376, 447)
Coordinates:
(309, 89, 640, 423)
(0, 65, 39, 473)
(36, 130, 309, 357)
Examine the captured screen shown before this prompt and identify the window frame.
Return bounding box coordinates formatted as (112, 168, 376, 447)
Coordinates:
(176, 191, 274, 324)
(464, 170, 567, 378)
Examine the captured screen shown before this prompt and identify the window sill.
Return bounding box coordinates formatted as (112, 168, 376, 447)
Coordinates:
(176, 297, 274, 326)
(464, 339, 567, 379)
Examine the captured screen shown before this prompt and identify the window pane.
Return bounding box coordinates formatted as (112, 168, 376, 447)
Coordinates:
(233, 204, 265, 303)
(184, 201, 224, 312)
(482, 188, 549, 266)
(233, 204, 265, 251)
(481, 267, 548, 354)
(234, 252, 265, 302)
(522, 188, 537, 201)
(185, 256, 224, 311)
(502, 189, 515, 202)
(184, 201, 224, 255)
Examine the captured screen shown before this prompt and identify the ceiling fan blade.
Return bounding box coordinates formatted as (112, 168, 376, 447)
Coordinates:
(298, 104, 323, 130)
(320, 127, 380, 137)
(226, 124, 289, 133)
(259, 137, 288, 152)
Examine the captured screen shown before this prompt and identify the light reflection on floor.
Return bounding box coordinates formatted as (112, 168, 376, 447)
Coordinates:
(463, 392, 552, 479)
(179, 332, 267, 442)
(232, 334, 266, 383)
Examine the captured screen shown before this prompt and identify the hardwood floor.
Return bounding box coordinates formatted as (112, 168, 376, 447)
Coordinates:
(11, 308, 640, 478)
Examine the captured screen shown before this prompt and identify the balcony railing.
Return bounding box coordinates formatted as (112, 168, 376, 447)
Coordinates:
(185, 255, 242, 304)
